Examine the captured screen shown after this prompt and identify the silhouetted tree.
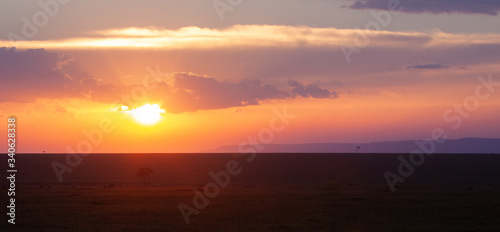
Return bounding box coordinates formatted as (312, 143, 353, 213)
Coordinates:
(136, 168, 153, 185)
(356, 146, 361, 154)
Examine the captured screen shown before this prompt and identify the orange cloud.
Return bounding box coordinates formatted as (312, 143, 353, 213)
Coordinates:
(3, 25, 499, 50)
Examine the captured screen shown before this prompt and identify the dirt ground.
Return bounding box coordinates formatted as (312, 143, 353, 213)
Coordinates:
(1, 183, 497, 231)
(2, 153, 500, 231)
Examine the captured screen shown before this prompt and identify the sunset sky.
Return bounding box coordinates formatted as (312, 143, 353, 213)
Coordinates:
(1, 0, 499, 153)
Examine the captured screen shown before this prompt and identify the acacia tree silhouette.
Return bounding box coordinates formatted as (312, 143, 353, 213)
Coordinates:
(136, 168, 153, 185)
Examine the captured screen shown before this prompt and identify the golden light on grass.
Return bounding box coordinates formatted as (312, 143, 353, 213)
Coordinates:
(127, 104, 166, 125)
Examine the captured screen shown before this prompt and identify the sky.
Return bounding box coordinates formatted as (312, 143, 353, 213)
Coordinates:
(0, 0, 499, 153)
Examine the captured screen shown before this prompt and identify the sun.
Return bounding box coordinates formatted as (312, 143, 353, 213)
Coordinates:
(128, 104, 166, 125)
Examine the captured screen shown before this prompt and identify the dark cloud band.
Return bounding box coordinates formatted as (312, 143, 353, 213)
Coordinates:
(348, 0, 500, 15)
(406, 63, 448, 69)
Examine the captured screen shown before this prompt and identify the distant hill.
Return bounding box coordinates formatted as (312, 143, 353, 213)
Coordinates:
(208, 138, 500, 153)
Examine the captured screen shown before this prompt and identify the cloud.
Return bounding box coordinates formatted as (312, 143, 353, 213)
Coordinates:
(162, 73, 289, 112)
(0, 47, 126, 103)
(288, 80, 337, 98)
(80, 78, 122, 102)
(151, 73, 337, 113)
(347, 0, 500, 15)
(406, 63, 449, 69)
(0, 25, 435, 50)
(0, 47, 339, 112)
(0, 47, 80, 102)
(2, 26, 500, 60)
(166, 73, 340, 112)
(40, 28, 498, 91)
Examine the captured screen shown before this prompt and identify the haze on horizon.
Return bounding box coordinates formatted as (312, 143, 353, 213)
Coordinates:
(1, 0, 499, 153)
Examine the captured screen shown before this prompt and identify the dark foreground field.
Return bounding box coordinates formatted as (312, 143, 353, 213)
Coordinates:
(1, 153, 500, 231)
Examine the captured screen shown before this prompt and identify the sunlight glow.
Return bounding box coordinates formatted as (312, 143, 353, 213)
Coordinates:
(128, 104, 166, 125)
